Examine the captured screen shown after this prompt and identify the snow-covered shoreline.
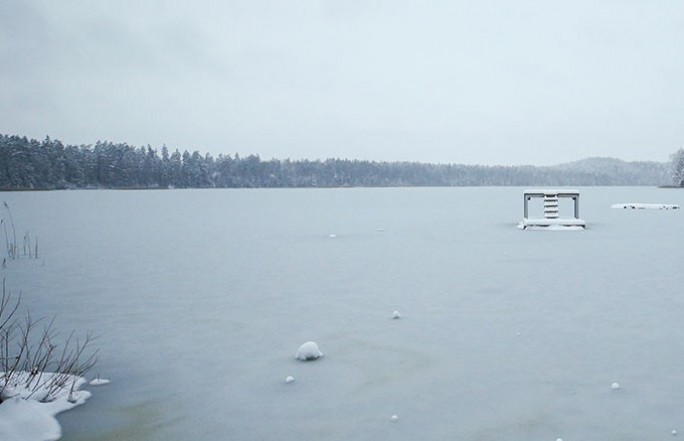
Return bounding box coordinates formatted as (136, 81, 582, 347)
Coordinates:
(0, 371, 91, 441)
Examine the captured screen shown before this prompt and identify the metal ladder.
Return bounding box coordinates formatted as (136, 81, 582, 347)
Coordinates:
(543, 193, 559, 219)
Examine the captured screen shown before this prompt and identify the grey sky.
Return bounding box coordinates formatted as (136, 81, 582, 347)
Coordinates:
(1, 0, 683, 165)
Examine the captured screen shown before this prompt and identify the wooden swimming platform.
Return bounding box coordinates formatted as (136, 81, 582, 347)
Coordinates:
(518, 189, 586, 230)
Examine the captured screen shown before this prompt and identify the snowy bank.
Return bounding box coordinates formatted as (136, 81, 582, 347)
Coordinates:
(0, 371, 91, 441)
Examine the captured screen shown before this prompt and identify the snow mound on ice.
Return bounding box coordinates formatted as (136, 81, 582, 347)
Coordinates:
(295, 341, 323, 361)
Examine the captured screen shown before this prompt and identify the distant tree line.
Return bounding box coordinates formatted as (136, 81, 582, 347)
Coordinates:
(0, 134, 672, 190)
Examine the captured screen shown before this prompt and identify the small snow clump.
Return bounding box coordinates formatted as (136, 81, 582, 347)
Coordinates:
(295, 341, 323, 361)
(285, 376, 295, 384)
(89, 377, 111, 386)
(611, 382, 621, 390)
(672, 430, 678, 436)
(392, 310, 401, 319)
(391, 415, 399, 421)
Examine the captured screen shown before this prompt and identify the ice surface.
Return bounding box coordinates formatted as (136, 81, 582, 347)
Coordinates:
(3, 187, 684, 441)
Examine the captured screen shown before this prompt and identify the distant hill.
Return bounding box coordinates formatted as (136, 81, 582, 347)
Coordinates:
(548, 157, 669, 186)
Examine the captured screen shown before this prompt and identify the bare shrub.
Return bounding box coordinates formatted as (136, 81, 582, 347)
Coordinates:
(0, 278, 97, 403)
(1, 202, 38, 261)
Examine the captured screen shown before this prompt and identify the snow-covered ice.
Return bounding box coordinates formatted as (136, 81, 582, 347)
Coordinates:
(4, 186, 684, 440)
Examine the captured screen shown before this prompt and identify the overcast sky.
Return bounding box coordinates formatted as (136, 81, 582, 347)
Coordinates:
(1, 1, 683, 165)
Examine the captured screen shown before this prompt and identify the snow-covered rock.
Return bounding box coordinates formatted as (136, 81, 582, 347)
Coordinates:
(295, 341, 323, 361)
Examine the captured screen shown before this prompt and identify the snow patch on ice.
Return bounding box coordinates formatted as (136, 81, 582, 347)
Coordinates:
(89, 378, 111, 386)
(0, 371, 91, 441)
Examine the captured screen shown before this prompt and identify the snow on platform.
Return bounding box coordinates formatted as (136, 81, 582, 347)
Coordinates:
(517, 218, 586, 230)
(611, 203, 680, 210)
(524, 188, 581, 195)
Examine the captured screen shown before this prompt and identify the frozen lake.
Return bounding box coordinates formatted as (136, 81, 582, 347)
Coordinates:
(3, 187, 684, 441)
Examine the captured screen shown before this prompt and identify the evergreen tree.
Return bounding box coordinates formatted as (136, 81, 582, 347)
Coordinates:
(0, 132, 673, 189)
(670, 148, 684, 187)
